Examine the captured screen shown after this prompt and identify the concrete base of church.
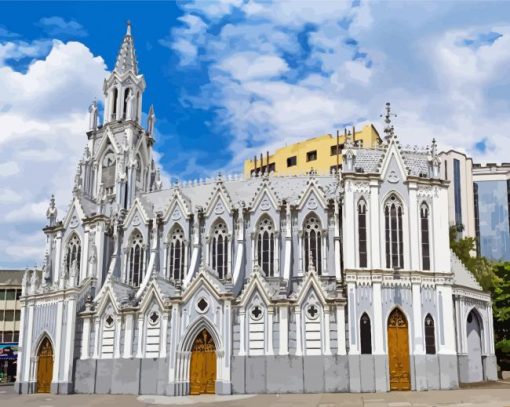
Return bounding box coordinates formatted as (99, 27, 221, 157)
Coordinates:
(51, 382, 74, 394)
(458, 354, 498, 384)
(483, 355, 498, 381)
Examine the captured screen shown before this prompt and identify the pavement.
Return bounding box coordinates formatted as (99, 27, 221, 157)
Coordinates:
(1, 381, 510, 407)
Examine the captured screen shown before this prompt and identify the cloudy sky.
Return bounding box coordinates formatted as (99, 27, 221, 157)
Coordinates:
(1, 0, 510, 268)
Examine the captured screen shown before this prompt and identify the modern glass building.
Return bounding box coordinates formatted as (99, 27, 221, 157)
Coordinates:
(473, 164, 510, 261)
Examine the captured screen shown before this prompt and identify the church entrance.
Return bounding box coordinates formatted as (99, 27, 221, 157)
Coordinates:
(466, 310, 483, 382)
(387, 308, 410, 391)
(189, 329, 216, 395)
(36, 338, 53, 393)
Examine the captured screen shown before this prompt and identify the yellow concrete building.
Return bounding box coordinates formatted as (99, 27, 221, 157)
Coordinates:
(243, 124, 381, 177)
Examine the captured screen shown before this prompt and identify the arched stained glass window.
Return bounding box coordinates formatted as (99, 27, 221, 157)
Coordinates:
(168, 226, 185, 281)
(358, 199, 367, 268)
(211, 222, 228, 279)
(256, 217, 275, 276)
(385, 194, 404, 269)
(65, 234, 81, 283)
(360, 312, 372, 355)
(421, 203, 430, 271)
(128, 231, 145, 286)
(304, 216, 322, 274)
(425, 314, 436, 354)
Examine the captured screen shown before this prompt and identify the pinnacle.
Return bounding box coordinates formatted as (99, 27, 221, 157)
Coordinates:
(114, 21, 138, 75)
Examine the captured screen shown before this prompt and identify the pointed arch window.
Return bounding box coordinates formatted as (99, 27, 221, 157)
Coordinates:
(168, 226, 185, 281)
(101, 150, 116, 194)
(358, 199, 367, 268)
(123, 88, 130, 119)
(385, 194, 404, 269)
(211, 222, 228, 280)
(128, 231, 145, 286)
(424, 314, 436, 354)
(421, 203, 431, 271)
(256, 217, 275, 276)
(111, 88, 118, 120)
(360, 312, 372, 354)
(65, 234, 81, 282)
(304, 216, 322, 274)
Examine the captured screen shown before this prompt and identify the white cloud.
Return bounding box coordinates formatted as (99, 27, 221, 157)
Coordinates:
(0, 40, 108, 267)
(167, 0, 510, 174)
(38, 16, 87, 38)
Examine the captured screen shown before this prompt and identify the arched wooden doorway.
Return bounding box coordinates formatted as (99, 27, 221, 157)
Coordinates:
(189, 329, 216, 395)
(467, 309, 483, 382)
(36, 337, 53, 393)
(387, 308, 410, 391)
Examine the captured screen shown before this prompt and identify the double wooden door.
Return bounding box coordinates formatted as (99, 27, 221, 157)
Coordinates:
(388, 308, 410, 391)
(36, 338, 53, 393)
(190, 329, 216, 395)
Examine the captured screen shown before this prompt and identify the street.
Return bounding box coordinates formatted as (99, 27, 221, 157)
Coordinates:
(1, 381, 510, 407)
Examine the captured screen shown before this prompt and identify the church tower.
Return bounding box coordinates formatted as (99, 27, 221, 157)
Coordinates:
(82, 22, 158, 209)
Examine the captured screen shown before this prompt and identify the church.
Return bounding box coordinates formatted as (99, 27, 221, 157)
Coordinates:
(15, 24, 497, 396)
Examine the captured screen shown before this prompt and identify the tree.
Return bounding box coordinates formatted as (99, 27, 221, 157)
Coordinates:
(449, 226, 498, 291)
(492, 262, 510, 369)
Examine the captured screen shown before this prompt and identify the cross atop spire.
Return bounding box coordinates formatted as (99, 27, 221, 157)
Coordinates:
(114, 20, 138, 75)
(380, 102, 397, 142)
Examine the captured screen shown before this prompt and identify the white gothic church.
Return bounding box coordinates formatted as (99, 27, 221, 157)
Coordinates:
(16, 24, 497, 396)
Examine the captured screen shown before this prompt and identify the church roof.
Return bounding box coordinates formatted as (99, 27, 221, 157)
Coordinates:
(451, 250, 482, 291)
(114, 21, 138, 75)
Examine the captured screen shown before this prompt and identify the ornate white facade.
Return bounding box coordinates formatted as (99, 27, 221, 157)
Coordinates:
(16, 25, 496, 396)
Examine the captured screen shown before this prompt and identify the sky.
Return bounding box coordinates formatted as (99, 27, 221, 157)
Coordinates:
(1, 0, 510, 268)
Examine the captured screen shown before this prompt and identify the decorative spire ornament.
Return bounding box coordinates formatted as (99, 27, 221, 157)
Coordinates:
(380, 102, 397, 143)
(46, 194, 57, 226)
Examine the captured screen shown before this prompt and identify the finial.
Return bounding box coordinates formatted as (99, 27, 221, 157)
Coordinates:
(46, 194, 57, 227)
(126, 20, 132, 36)
(380, 102, 397, 142)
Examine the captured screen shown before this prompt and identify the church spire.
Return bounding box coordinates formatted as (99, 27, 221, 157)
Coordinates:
(114, 20, 138, 75)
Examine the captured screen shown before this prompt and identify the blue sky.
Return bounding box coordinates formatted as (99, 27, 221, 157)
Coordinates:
(2, 0, 510, 267)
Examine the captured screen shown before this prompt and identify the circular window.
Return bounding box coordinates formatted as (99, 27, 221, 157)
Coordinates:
(149, 311, 160, 325)
(105, 314, 114, 328)
(250, 305, 263, 321)
(196, 297, 209, 314)
(306, 304, 319, 320)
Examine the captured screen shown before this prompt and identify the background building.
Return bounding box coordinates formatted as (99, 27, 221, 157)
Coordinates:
(473, 163, 510, 261)
(243, 124, 381, 177)
(440, 150, 510, 261)
(438, 150, 476, 240)
(0, 269, 23, 384)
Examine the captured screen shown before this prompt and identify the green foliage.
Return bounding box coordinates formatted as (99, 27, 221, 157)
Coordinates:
(449, 225, 499, 291)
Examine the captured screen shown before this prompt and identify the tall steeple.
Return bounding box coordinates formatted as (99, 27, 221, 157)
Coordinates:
(103, 21, 146, 124)
(114, 20, 138, 75)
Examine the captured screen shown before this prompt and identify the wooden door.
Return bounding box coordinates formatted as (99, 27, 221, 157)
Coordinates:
(36, 338, 53, 393)
(190, 329, 216, 395)
(387, 308, 410, 391)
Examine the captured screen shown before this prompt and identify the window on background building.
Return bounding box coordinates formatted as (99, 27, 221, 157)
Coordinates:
(287, 156, 297, 167)
(453, 159, 462, 228)
(3, 331, 13, 342)
(13, 331, 19, 342)
(303, 216, 322, 274)
(211, 221, 229, 279)
(15, 310, 20, 322)
(168, 226, 185, 282)
(0, 290, 5, 300)
(330, 144, 345, 156)
(306, 150, 317, 162)
(360, 313, 372, 354)
(4, 311, 13, 322)
(256, 217, 275, 276)
(15, 290, 21, 300)
(268, 163, 275, 173)
(385, 194, 404, 269)
(0, 310, 4, 322)
(5, 290, 15, 301)
(421, 203, 431, 271)
(128, 231, 145, 286)
(474, 182, 481, 256)
(358, 199, 368, 268)
(424, 314, 436, 354)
